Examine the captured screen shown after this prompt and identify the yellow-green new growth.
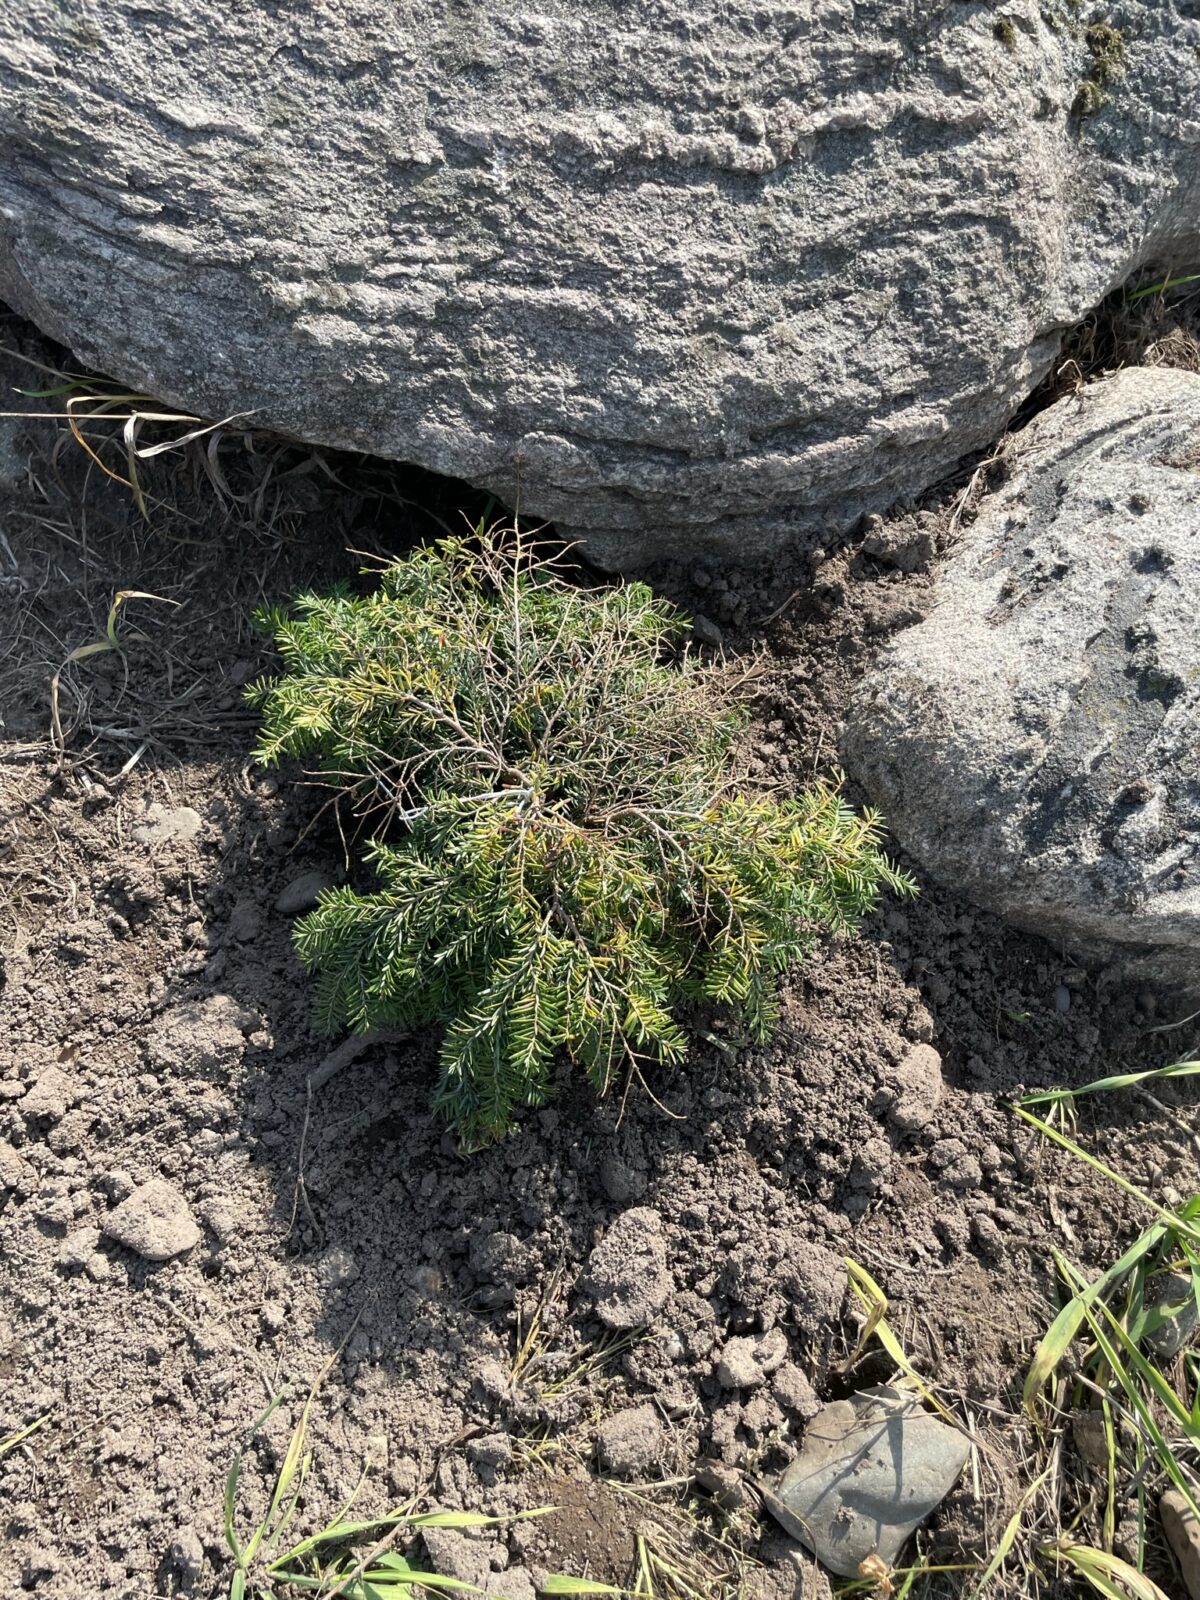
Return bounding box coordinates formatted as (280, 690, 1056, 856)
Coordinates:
(249, 529, 913, 1145)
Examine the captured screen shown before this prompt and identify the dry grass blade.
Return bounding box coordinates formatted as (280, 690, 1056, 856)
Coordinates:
(1038, 1540, 1174, 1599)
(0, 1413, 49, 1456)
(49, 588, 180, 759)
(843, 1257, 959, 1426)
(1008, 1104, 1200, 1249)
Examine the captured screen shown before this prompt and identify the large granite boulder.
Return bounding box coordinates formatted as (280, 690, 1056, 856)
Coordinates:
(844, 366, 1200, 992)
(1, 4, 1198, 562)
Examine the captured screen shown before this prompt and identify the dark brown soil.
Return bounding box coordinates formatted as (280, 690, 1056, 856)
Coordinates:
(1, 303, 1198, 1600)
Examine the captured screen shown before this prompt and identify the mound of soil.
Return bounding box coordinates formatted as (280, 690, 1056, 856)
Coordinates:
(1, 309, 1197, 1600)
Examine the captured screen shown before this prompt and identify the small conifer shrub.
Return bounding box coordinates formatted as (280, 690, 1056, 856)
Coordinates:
(249, 530, 913, 1146)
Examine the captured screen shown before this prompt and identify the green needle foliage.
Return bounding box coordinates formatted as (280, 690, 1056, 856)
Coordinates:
(249, 528, 913, 1146)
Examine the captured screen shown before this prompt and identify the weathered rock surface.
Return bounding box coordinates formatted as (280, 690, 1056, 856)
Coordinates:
(764, 1386, 970, 1578)
(1, 5, 1198, 560)
(844, 368, 1200, 991)
(1161, 1490, 1200, 1600)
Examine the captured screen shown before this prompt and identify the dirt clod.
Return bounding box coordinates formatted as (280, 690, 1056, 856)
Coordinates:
(100, 1179, 201, 1261)
(716, 1328, 788, 1390)
(596, 1403, 664, 1477)
(585, 1207, 672, 1329)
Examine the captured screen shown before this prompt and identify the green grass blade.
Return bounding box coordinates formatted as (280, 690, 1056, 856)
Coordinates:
(1131, 272, 1200, 301)
(224, 1389, 291, 1564)
(1016, 1061, 1200, 1110)
(1009, 1106, 1200, 1248)
(1065, 1271, 1200, 1521)
(1024, 1229, 1167, 1416)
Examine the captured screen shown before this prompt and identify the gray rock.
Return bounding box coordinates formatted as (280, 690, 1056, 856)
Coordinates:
(844, 369, 1200, 992)
(887, 1044, 944, 1134)
(274, 870, 335, 916)
(129, 803, 202, 848)
(762, 1385, 970, 1578)
(1162, 1490, 1200, 1600)
(1143, 1270, 1199, 1361)
(1, 8, 1197, 562)
(101, 1179, 201, 1261)
(586, 1207, 672, 1329)
(717, 1328, 789, 1391)
(596, 1402, 664, 1477)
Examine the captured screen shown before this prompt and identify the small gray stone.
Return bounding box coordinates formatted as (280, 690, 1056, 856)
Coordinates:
(101, 1179, 201, 1261)
(763, 1385, 970, 1578)
(274, 870, 336, 916)
(717, 1328, 788, 1391)
(130, 803, 203, 848)
(692, 614, 723, 647)
(57, 1226, 101, 1271)
(21, 1067, 75, 1122)
(586, 1207, 672, 1330)
(844, 369, 1200, 993)
(596, 1403, 664, 1477)
(887, 1044, 944, 1134)
(1161, 1490, 1200, 1600)
(1143, 1270, 1199, 1360)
